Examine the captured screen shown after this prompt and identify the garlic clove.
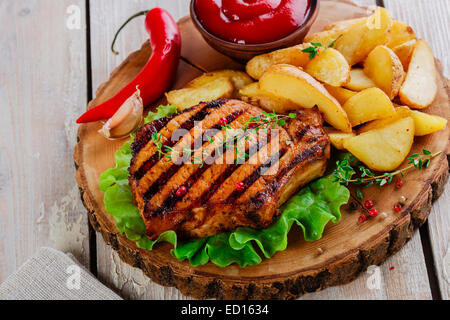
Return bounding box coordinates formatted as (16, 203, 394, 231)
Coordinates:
(99, 89, 143, 140)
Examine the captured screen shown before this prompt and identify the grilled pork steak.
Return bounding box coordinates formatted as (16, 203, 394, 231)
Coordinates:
(129, 99, 330, 240)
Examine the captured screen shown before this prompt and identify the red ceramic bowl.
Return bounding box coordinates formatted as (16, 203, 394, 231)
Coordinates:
(190, 0, 320, 61)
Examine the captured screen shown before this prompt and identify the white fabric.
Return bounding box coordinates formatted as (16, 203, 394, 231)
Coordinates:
(0, 247, 122, 300)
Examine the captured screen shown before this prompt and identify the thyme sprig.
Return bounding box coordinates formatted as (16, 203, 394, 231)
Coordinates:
(333, 149, 442, 189)
(301, 35, 343, 59)
(151, 111, 297, 166)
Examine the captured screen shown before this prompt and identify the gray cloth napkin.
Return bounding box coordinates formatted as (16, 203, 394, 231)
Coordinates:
(0, 247, 122, 300)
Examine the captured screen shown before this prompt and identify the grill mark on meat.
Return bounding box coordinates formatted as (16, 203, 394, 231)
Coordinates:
(243, 141, 328, 214)
(291, 124, 325, 147)
(133, 100, 226, 180)
(249, 191, 270, 211)
(295, 125, 313, 141)
(246, 211, 262, 224)
(141, 109, 244, 203)
(226, 148, 288, 202)
(131, 117, 173, 157)
(130, 101, 330, 240)
(203, 99, 227, 109)
(144, 127, 276, 218)
(131, 107, 196, 157)
(275, 142, 327, 184)
(195, 129, 276, 208)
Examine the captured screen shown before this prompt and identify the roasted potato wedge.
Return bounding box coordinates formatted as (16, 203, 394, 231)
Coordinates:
(359, 105, 447, 136)
(410, 110, 447, 136)
(344, 117, 415, 171)
(324, 85, 357, 105)
(186, 70, 253, 98)
(324, 18, 366, 31)
(364, 45, 405, 99)
(304, 17, 366, 46)
(304, 28, 351, 49)
(408, 109, 447, 136)
(239, 82, 298, 113)
(304, 48, 350, 86)
(337, 7, 392, 65)
(344, 68, 376, 91)
(259, 64, 352, 132)
(342, 87, 395, 127)
(245, 44, 309, 80)
(357, 106, 411, 133)
(386, 20, 416, 48)
(306, 8, 392, 66)
(399, 39, 438, 109)
(324, 127, 355, 150)
(166, 77, 234, 110)
(392, 39, 416, 71)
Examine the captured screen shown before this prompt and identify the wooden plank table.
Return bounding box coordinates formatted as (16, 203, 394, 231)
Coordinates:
(0, 0, 448, 300)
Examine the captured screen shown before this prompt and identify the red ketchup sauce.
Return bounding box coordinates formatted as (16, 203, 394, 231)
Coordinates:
(194, 0, 311, 44)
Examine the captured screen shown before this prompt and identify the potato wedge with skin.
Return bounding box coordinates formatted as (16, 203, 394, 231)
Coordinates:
(364, 45, 405, 99)
(324, 85, 357, 105)
(342, 87, 395, 127)
(386, 20, 416, 49)
(324, 127, 355, 150)
(166, 77, 234, 110)
(186, 70, 253, 95)
(344, 117, 415, 171)
(239, 82, 298, 113)
(304, 48, 350, 86)
(344, 69, 376, 91)
(310, 7, 392, 66)
(392, 39, 416, 71)
(245, 44, 309, 80)
(399, 39, 438, 109)
(304, 29, 350, 48)
(304, 18, 365, 46)
(259, 64, 352, 132)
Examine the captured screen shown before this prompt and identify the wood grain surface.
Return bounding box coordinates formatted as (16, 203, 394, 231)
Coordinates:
(1, 0, 448, 300)
(75, 2, 448, 298)
(384, 0, 450, 299)
(0, 0, 91, 282)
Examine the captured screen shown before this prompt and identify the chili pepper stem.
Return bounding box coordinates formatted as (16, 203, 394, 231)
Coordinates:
(347, 151, 442, 183)
(111, 10, 150, 55)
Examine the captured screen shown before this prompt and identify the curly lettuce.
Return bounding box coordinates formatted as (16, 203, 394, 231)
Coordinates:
(99, 105, 350, 267)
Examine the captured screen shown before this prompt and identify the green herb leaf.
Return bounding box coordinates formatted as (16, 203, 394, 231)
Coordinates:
(356, 188, 364, 199)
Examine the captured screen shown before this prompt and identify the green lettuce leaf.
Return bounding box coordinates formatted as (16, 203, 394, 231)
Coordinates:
(99, 105, 350, 268)
(229, 175, 349, 259)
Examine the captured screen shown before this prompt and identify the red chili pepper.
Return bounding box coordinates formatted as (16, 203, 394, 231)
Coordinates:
(76, 8, 181, 124)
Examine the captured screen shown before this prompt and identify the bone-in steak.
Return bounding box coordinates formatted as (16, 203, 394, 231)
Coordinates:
(129, 99, 330, 240)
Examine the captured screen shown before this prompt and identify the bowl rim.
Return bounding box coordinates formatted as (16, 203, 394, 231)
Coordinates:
(189, 0, 320, 50)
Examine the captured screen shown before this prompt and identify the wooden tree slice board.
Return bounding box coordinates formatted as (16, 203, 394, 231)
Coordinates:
(74, 1, 449, 299)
